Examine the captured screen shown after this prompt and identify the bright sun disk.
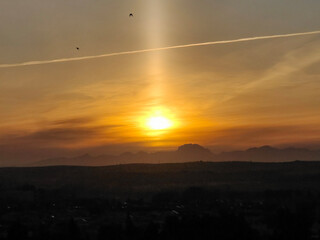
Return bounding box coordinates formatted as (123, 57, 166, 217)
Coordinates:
(147, 116, 172, 130)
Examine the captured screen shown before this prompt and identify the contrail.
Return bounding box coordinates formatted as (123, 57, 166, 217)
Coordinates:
(1, 30, 320, 68)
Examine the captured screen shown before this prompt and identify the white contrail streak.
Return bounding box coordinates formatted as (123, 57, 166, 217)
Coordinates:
(1, 30, 320, 68)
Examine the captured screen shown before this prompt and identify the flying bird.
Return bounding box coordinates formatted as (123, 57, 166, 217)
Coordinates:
(76, 47, 79, 50)
(129, 13, 133, 17)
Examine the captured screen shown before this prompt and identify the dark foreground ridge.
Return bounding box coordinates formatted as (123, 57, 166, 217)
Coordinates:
(1, 161, 320, 239)
(2, 161, 320, 193)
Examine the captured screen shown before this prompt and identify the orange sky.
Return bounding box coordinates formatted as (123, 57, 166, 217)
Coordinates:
(1, 0, 320, 164)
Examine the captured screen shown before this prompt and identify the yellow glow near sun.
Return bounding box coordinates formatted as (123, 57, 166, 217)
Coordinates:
(147, 116, 172, 130)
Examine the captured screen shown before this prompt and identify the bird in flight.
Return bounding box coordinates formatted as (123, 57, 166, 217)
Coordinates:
(129, 13, 134, 17)
(76, 47, 79, 50)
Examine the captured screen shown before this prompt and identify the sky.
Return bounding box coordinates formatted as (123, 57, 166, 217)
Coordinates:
(1, 0, 320, 165)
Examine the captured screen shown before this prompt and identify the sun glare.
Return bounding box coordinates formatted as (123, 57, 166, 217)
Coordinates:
(147, 116, 172, 130)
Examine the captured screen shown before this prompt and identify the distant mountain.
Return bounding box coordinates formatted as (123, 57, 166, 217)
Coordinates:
(177, 144, 212, 159)
(34, 144, 213, 166)
(217, 145, 320, 162)
(33, 144, 320, 166)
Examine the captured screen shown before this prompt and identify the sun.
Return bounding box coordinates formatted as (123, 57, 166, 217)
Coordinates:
(147, 116, 172, 130)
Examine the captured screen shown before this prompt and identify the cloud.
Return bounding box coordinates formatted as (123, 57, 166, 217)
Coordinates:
(0, 117, 128, 165)
(24, 126, 105, 142)
(221, 36, 320, 103)
(205, 124, 320, 148)
(0, 117, 123, 147)
(52, 117, 95, 126)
